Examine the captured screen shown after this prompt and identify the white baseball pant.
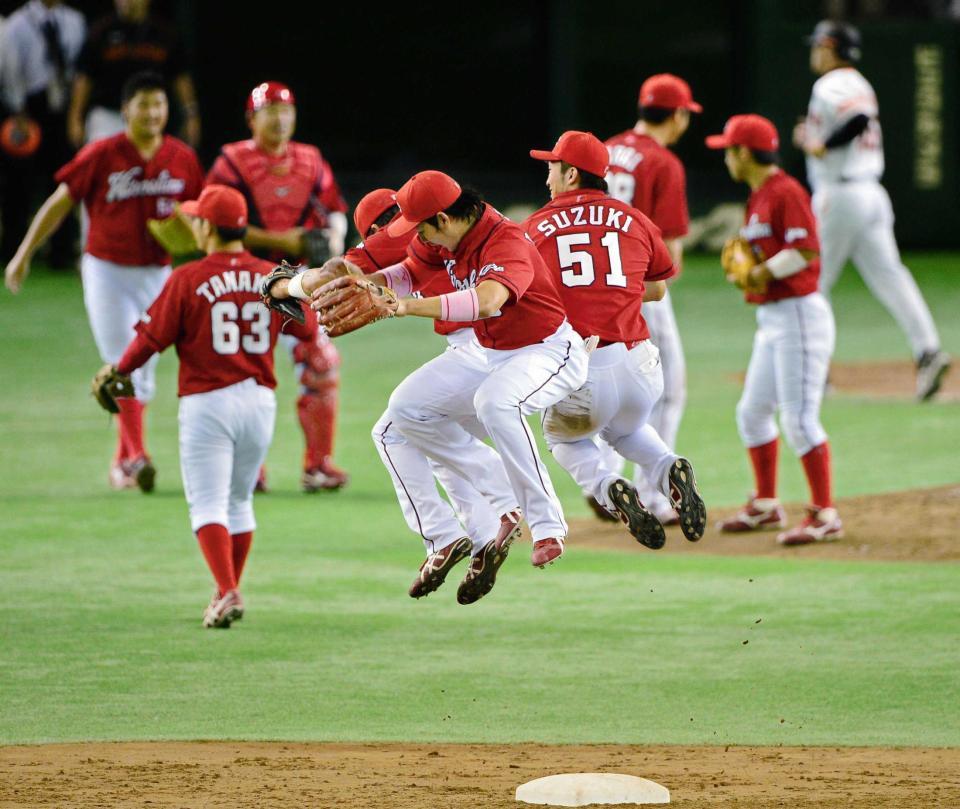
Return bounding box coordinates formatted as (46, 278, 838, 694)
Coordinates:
(736, 292, 835, 456)
(545, 340, 678, 512)
(373, 330, 508, 555)
(387, 321, 588, 542)
(80, 253, 170, 402)
(814, 181, 940, 358)
(178, 378, 277, 534)
(632, 290, 686, 514)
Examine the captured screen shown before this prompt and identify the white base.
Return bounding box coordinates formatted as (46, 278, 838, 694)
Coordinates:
(516, 773, 670, 806)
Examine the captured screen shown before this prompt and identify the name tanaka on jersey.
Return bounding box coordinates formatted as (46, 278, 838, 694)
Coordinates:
(195, 270, 266, 303)
(534, 203, 636, 239)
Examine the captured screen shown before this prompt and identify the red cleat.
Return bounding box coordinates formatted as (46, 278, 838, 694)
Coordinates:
(531, 537, 564, 568)
(302, 459, 349, 492)
(718, 496, 786, 533)
(777, 506, 843, 546)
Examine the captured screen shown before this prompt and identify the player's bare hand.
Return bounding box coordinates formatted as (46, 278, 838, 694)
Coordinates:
(792, 121, 807, 149)
(4, 255, 30, 294)
(321, 228, 345, 258)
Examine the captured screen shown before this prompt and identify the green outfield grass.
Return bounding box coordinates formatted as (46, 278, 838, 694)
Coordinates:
(0, 253, 958, 746)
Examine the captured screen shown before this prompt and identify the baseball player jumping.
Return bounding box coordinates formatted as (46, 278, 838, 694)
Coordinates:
(605, 74, 702, 524)
(4, 71, 203, 492)
(268, 172, 589, 602)
(526, 130, 706, 547)
(106, 185, 317, 627)
(794, 20, 951, 401)
(709, 115, 841, 545)
(344, 189, 519, 601)
(207, 81, 350, 491)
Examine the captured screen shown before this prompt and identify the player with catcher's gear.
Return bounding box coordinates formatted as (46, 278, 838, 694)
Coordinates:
(207, 81, 349, 493)
(707, 114, 841, 546)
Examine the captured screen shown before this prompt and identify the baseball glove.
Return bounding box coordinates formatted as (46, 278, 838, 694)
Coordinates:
(303, 228, 333, 267)
(721, 236, 764, 291)
(260, 261, 307, 325)
(147, 213, 197, 256)
(91, 364, 134, 414)
(313, 275, 399, 337)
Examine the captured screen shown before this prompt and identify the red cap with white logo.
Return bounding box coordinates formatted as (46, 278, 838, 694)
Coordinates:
(387, 171, 462, 237)
(638, 74, 702, 112)
(180, 185, 248, 229)
(705, 114, 780, 152)
(246, 81, 296, 113)
(529, 130, 609, 177)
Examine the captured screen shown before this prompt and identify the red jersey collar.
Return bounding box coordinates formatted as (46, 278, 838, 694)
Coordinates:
(205, 249, 253, 265)
(120, 132, 171, 165)
(548, 188, 609, 207)
(452, 204, 502, 257)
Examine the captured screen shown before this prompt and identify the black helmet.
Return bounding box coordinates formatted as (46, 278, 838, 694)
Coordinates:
(806, 20, 862, 62)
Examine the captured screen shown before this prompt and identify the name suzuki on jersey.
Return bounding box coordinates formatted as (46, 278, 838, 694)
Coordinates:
(535, 204, 636, 239)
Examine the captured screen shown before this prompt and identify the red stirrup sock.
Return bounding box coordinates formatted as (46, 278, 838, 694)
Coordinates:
(196, 523, 237, 596)
(116, 398, 147, 459)
(231, 531, 253, 584)
(801, 442, 833, 509)
(748, 439, 779, 499)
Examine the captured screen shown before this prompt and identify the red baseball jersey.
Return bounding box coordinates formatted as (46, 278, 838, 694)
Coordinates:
(402, 205, 567, 350)
(605, 130, 689, 239)
(524, 189, 675, 343)
(55, 132, 203, 266)
(345, 228, 464, 337)
(207, 140, 347, 244)
(741, 170, 820, 304)
(131, 251, 316, 396)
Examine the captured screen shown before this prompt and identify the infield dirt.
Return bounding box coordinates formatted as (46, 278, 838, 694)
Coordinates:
(2, 742, 959, 808)
(569, 484, 960, 562)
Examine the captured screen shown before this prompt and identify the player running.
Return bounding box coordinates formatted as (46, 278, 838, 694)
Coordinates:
(708, 114, 842, 545)
(794, 20, 950, 401)
(207, 81, 349, 491)
(109, 185, 316, 627)
(605, 74, 702, 524)
(526, 130, 706, 548)
(4, 71, 203, 492)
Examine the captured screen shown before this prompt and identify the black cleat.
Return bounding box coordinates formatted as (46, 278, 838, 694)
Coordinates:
(608, 478, 665, 550)
(668, 458, 706, 542)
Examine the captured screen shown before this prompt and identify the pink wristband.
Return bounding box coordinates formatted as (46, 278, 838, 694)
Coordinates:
(380, 262, 413, 297)
(439, 288, 480, 322)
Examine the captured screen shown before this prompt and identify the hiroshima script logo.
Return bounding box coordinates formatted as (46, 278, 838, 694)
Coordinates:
(106, 168, 186, 202)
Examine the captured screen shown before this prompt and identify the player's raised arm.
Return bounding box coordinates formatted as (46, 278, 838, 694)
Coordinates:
(4, 184, 76, 294)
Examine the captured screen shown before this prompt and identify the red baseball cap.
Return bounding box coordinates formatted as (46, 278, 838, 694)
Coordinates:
(638, 74, 702, 113)
(705, 114, 780, 152)
(246, 81, 295, 113)
(180, 185, 248, 229)
(530, 130, 609, 177)
(354, 188, 398, 237)
(387, 171, 462, 237)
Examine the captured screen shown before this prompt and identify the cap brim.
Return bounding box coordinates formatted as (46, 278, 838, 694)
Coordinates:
(704, 134, 731, 149)
(179, 200, 201, 217)
(686, 100, 703, 113)
(386, 214, 420, 238)
(529, 149, 561, 162)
